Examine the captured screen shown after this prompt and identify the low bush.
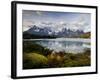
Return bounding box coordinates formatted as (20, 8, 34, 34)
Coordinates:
(23, 53, 48, 69)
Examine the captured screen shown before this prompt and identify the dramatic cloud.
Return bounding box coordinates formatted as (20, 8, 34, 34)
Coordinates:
(22, 10, 91, 32)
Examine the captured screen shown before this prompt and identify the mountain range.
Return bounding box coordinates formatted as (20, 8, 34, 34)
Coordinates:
(23, 25, 90, 39)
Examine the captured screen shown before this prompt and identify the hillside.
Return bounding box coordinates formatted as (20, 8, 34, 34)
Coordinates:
(80, 32, 91, 38)
(23, 31, 56, 39)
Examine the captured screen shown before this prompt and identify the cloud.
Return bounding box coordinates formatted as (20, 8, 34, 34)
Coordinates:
(36, 11, 43, 16)
(67, 15, 90, 32)
(22, 20, 35, 31)
(23, 11, 90, 32)
(23, 19, 90, 32)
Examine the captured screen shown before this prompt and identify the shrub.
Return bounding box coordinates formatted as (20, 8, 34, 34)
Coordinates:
(23, 41, 53, 56)
(23, 53, 48, 69)
(62, 52, 91, 67)
(23, 41, 45, 53)
(47, 53, 64, 67)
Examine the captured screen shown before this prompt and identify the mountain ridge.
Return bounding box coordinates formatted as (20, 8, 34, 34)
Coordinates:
(23, 25, 90, 39)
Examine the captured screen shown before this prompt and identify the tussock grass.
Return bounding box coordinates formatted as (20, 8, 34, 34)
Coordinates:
(23, 41, 91, 69)
(23, 53, 48, 69)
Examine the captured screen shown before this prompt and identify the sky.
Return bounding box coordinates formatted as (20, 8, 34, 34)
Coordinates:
(22, 10, 91, 32)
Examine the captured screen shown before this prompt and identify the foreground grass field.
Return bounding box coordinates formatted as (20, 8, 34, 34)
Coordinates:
(23, 41, 91, 69)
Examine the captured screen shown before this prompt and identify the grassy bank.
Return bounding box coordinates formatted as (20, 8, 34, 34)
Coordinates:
(23, 41, 91, 69)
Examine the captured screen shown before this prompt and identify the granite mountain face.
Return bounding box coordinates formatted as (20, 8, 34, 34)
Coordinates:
(23, 25, 90, 39)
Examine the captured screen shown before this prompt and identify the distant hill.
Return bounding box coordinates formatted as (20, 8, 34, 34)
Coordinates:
(23, 31, 56, 39)
(80, 32, 91, 38)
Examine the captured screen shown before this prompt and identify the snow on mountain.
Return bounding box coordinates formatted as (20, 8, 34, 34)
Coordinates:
(23, 24, 84, 38)
(25, 21, 85, 33)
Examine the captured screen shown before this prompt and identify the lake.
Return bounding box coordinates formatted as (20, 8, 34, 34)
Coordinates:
(24, 38, 91, 53)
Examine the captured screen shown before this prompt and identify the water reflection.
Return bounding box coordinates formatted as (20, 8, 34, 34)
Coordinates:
(32, 39, 90, 53)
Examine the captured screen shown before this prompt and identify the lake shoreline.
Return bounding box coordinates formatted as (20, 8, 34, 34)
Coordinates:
(23, 38, 91, 43)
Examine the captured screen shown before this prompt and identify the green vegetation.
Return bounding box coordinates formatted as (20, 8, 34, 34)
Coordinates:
(23, 41, 91, 69)
(23, 53, 48, 69)
(23, 41, 53, 56)
(80, 32, 91, 38)
(62, 52, 90, 67)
